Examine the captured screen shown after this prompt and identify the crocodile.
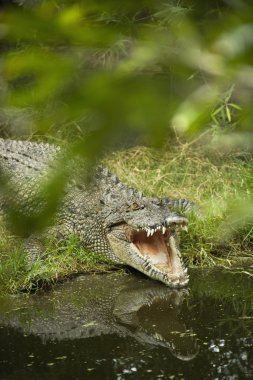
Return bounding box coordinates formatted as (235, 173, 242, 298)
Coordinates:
(0, 138, 195, 288)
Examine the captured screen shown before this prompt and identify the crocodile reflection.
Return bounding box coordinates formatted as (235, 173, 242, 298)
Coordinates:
(113, 284, 199, 360)
(0, 274, 199, 361)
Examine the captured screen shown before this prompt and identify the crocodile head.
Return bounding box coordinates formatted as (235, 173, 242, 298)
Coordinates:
(104, 200, 189, 288)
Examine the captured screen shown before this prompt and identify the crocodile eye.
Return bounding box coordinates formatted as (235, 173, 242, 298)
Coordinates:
(128, 202, 141, 211)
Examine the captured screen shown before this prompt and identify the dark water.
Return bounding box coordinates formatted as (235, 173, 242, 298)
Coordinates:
(0, 269, 253, 380)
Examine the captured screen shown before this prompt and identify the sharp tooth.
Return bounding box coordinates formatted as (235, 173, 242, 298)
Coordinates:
(147, 228, 151, 237)
(150, 229, 155, 236)
(182, 225, 188, 232)
(162, 226, 166, 234)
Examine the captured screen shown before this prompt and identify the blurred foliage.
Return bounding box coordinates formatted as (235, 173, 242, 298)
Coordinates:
(0, 0, 252, 145)
(0, 0, 252, 241)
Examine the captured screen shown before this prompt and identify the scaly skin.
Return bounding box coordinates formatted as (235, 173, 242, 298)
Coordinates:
(0, 138, 196, 287)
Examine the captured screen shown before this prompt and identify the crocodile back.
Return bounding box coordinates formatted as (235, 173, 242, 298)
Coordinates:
(0, 138, 60, 178)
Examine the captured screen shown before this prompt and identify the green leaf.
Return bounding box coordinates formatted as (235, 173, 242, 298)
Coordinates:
(229, 103, 242, 111)
(225, 105, 231, 122)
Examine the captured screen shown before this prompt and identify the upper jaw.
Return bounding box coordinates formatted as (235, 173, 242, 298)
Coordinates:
(135, 215, 189, 236)
(107, 216, 189, 288)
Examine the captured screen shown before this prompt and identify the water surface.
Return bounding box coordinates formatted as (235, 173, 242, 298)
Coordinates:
(0, 269, 252, 380)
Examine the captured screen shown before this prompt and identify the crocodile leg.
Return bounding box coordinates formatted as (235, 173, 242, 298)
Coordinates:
(24, 224, 73, 268)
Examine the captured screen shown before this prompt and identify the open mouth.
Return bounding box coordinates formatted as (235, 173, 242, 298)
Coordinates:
(132, 229, 180, 273)
(108, 217, 189, 287)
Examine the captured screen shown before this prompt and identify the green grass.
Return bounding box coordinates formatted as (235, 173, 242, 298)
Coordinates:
(0, 141, 252, 293)
(0, 223, 121, 293)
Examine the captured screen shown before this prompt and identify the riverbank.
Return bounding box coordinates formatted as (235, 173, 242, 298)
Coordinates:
(0, 142, 252, 292)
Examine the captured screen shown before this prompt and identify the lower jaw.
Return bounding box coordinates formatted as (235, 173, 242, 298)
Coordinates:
(132, 252, 188, 287)
(107, 234, 188, 287)
(138, 259, 188, 287)
(151, 272, 189, 288)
